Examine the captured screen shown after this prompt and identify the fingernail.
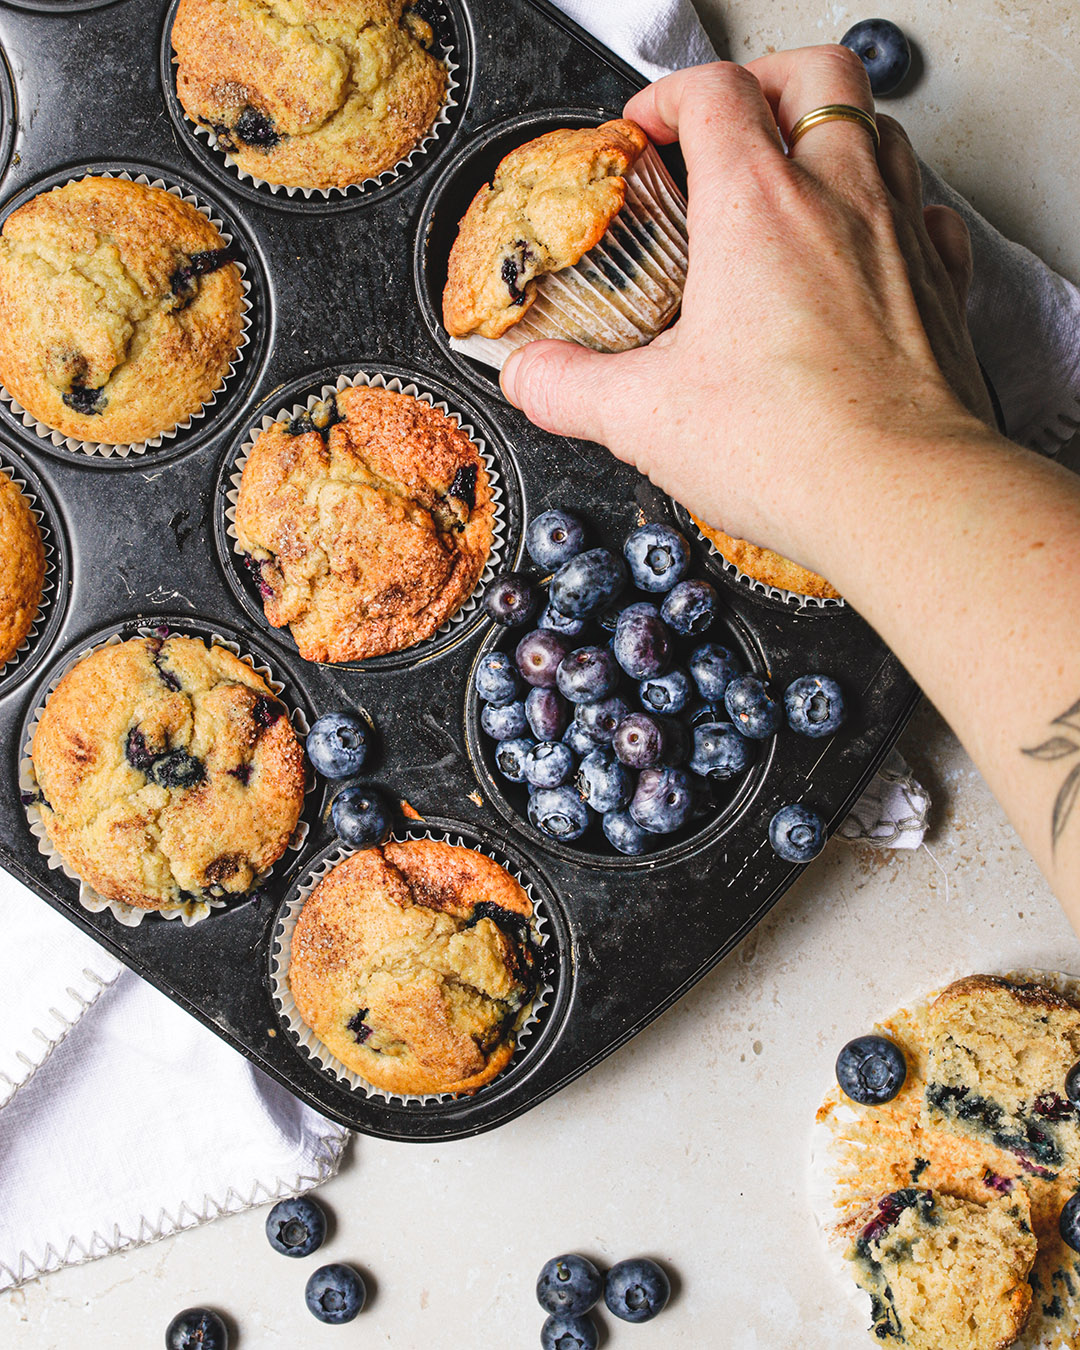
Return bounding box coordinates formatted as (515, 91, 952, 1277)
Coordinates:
(500, 349, 523, 408)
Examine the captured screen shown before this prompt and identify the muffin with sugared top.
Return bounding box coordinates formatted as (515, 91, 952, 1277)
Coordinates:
(0, 469, 45, 667)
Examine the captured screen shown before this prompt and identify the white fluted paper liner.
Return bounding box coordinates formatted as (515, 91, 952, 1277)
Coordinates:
(449, 143, 688, 371)
(20, 625, 312, 928)
(0, 171, 252, 460)
(178, 45, 459, 200)
(270, 832, 555, 1106)
(0, 462, 57, 682)
(808, 969, 1080, 1349)
(224, 368, 507, 653)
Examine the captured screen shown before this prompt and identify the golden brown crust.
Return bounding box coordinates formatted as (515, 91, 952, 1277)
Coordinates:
(0, 177, 244, 445)
(690, 512, 841, 601)
(171, 0, 447, 190)
(234, 385, 494, 663)
(442, 119, 649, 339)
(0, 471, 45, 666)
(30, 635, 305, 910)
(289, 841, 535, 1096)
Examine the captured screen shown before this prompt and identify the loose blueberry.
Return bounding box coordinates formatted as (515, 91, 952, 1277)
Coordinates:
(1061, 1193, 1080, 1252)
(537, 602, 588, 638)
(475, 650, 522, 704)
(540, 1313, 599, 1350)
(624, 523, 690, 592)
(1067, 1059, 1080, 1108)
(481, 699, 529, 741)
(494, 736, 535, 783)
(563, 720, 602, 757)
(613, 607, 672, 680)
(265, 1195, 327, 1258)
(165, 1309, 228, 1350)
(613, 712, 667, 770)
(516, 630, 572, 688)
(604, 1258, 671, 1324)
(769, 803, 826, 862)
(305, 1264, 366, 1324)
(835, 1034, 908, 1105)
(536, 1253, 603, 1316)
(724, 675, 781, 739)
(785, 674, 847, 738)
(630, 767, 695, 834)
(525, 741, 577, 789)
(331, 786, 392, 849)
(529, 786, 591, 841)
(526, 686, 570, 741)
(485, 573, 540, 627)
(640, 667, 692, 716)
(689, 721, 756, 780)
(526, 510, 587, 570)
(688, 644, 741, 701)
(549, 548, 629, 618)
(840, 18, 912, 96)
(306, 712, 371, 778)
(576, 746, 634, 813)
(603, 808, 652, 855)
(149, 750, 205, 790)
(575, 695, 631, 744)
(556, 646, 620, 704)
(661, 578, 719, 635)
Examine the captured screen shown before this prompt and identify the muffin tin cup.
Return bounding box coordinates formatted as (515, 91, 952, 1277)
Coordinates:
(0, 169, 255, 461)
(448, 143, 688, 371)
(0, 455, 63, 693)
(19, 619, 316, 928)
(269, 828, 556, 1107)
(219, 365, 515, 671)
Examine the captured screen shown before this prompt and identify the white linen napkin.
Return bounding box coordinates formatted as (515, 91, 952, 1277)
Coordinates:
(3, 0, 1078, 1292)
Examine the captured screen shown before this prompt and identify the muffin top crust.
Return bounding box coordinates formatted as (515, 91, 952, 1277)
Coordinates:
(30, 634, 305, 911)
(442, 118, 649, 340)
(690, 513, 841, 601)
(289, 840, 537, 1096)
(234, 384, 494, 663)
(172, 0, 448, 190)
(0, 469, 45, 668)
(0, 176, 245, 446)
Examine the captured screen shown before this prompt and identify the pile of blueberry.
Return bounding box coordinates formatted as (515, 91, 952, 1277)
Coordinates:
(304, 709, 395, 849)
(536, 1253, 670, 1348)
(477, 510, 846, 860)
(164, 1196, 364, 1347)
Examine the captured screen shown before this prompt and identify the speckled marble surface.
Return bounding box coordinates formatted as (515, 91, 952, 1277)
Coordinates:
(4, 3, 1080, 1347)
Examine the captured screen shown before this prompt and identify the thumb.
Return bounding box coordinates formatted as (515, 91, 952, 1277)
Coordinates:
(500, 339, 651, 445)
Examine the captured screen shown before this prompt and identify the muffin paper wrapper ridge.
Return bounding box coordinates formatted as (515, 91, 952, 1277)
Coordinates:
(449, 144, 689, 371)
(269, 832, 554, 1107)
(224, 368, 507, 658)
(0, 461, 57, 684)
(19, 626, 312, 928)
(0, 171, 252, 460)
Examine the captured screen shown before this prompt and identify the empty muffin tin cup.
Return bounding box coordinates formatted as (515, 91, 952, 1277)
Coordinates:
(448, 143, 688, 371)
(0, 459, 59, 687)
(270, 830, 555, 1107)
(223, 368, 508, 662)
(0, 170, 252, 460)
(19, 623, 313, 927)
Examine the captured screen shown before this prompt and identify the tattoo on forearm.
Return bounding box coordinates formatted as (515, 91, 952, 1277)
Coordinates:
(1023, 697, 1080, 849)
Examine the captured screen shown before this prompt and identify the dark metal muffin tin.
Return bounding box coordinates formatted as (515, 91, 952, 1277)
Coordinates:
(0, 0, 919, 1140)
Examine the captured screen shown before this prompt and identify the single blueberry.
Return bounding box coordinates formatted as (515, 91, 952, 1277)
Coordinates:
(769, 803, 826, 862)
(150, 750, 205, 790)
(630, 767, 695, 834)
(537, 602, 588, 638)
(494, 736, 535, 783)
(613, 607, 672, 681)
(623, 523, 690, 592)
(524, 741, 577, 789)
(613, 711, 667, 770)
(1061, 1193, 1080, 1252)
(563, 720, 602, 757)
(536, 1253, 603, 1316)
(234, 104, 282, 148)
(516, 630, 572, 688)
(526, 686, 570, 742)
(604, 1258, 671, 1324)
(661, 578, 719, 635)
(305, 1264, 366, 1324)
(526, 510, 587, 570)
(785, 674, 847, 737)
(724, 675, 781, 739)
(125, 727, 158, 773)
(306, 711, 371, 778)
(448, 463, 478, 511)
(165, 1309, 228, 1350)
(575, 695, 631, 744)
(475, 650, 523, 704)
(556, 646, 620, 704)
(529, 786, 591, 841)
(485, 573, 540, 627)
(63, 382, 106, 417)
(576, 746, 634, 813)
(689, 721, 756, 780)
(331, 786, 392, 849)
(603, 808, 652, 855)
(550, 548, 628, 618)
(688, 644, 741, 702)
(481, 699, 529, 741)
(640, 667, 692, 715)
(835, 1034, 908, 1105)
(540, 1313, 599, 1350)
(840, 18, 912, 96)
(265, 1195, 327, 1258)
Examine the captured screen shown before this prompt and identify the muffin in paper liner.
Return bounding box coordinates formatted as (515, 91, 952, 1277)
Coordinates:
(0, 460, 56, 683)
(809, 970, 1080, 1349)
(270, 832, 554, 1106)
(19, 625, 313, 927)
(223, 368, 507, 662)
(448, 143, 688, 371)
(0, 171, 252, 460)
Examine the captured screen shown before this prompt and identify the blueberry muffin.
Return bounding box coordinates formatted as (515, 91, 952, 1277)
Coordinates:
(289, 840, 537, 1096)
(171, 0, 448, 191)
(690, 512, 841, 602)
(0, 177, 245, 446)
(234, 385, 494, 663)
(30, 635, 305, 912)
(843, 1187, 1036, 1349)
(0, 469, 45, 667)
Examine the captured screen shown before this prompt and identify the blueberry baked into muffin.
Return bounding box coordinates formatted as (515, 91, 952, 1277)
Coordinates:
(29, 635, 305, 912)
(0, 469, 45, 667)
(171, 0, 448, 191)
(0, 177, 244, 445)
(234, 385, 494, 663)
(289, 840, 537, 1096)
(690, 512, 841, 602)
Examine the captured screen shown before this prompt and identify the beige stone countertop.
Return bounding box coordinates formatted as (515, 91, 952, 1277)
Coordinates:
(4, 3, 1080, 1347)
